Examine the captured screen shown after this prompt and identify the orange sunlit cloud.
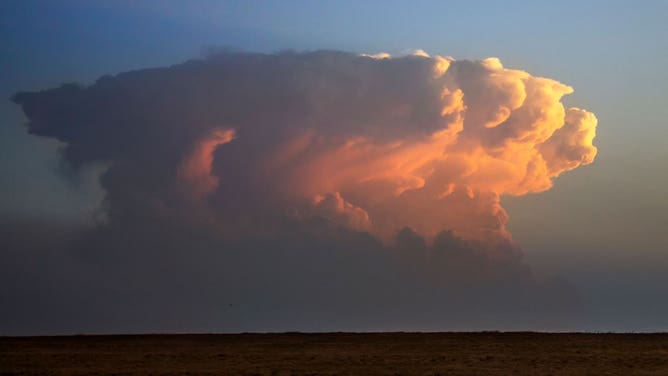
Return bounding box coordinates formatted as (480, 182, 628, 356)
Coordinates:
(190, 54, 597, 243)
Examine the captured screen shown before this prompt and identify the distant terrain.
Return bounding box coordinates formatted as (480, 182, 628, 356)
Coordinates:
(2, 332, 668, 375)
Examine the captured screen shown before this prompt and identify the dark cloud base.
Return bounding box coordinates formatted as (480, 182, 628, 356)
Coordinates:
(0, 217, 580, 335)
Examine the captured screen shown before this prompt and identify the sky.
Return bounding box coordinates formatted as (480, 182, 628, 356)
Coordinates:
(1, 0, 667, 334)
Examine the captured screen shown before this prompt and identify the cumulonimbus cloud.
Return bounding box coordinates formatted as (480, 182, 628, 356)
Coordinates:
(6, 50, 597, 332)
(13, 50, 597, 243)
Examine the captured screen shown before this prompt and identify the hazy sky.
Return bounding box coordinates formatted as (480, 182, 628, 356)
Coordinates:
(1, 0, 667, 334)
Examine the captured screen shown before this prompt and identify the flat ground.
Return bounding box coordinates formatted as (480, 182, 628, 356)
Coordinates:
(2, 332, 668, 375)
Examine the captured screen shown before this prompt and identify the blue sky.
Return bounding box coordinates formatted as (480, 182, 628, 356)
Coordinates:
(2, 0, 668, 331)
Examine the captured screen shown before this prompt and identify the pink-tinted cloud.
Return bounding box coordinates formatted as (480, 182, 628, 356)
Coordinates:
(178, 128, 235, 197)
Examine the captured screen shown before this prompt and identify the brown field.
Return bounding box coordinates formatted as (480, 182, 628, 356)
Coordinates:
(2, 332, 668, 375)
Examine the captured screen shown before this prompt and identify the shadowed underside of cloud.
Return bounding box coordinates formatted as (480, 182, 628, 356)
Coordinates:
(3, 50, 596, 334)
(0, 218, 579, 334)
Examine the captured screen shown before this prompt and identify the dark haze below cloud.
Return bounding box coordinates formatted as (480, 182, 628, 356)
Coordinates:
(0, 217, 579, 335)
